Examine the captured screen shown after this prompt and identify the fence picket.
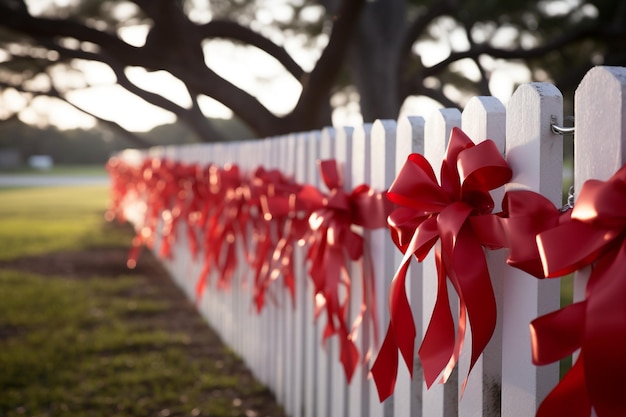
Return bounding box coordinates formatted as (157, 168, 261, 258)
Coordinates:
(422, 108, 461, 417)
(459, 97, 506, 417)
(330, 126, 353, 417)
(573, 66, 626, 310)
(393, 116, 425, 417)
(304, 130, 321, 417)
(293, 132, 309, 417)
(369, 119, 398, 417)
(315, 127, 336, 417)
(502, 82, 562, 417)
(281, 134, 298, 417)
(348, 123, 372, 417)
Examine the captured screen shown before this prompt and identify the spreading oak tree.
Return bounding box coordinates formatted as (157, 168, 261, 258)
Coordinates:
(0, 0, 625, 146)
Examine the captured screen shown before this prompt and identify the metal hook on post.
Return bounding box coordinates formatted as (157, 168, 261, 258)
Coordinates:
(550, 115, 575, 136)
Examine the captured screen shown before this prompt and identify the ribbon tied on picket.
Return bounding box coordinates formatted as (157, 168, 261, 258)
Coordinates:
(371, 127, 512, 400)
(301, 159, 391, 382)
(527, 164, 626, 417)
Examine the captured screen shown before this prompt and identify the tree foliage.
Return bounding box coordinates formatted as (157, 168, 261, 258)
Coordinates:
(0, 0, 625, 146)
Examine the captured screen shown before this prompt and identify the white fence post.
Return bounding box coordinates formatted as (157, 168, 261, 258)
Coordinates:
(304, 130, 321, 417)
(293, 131, 310, 417)
(422, 108, 461, 417)
(393, 115, 425, 417)
(331, 126, 354, 417)
(459, 96, 506, 417)
(573, 66, 626, 302)
(369, 119, 398, 417)
(315, 126, 336, 417)
(501, 82, 563, 417)
(348, 123, 372, 417)
(281, 133, 298, 417)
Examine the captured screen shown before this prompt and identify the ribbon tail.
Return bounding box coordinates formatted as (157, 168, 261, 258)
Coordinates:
(530, 301, 585, 366)
(451, 225, 497, 391)
(370, 325, 400, 401)
(584, 243, 626, 417)
(371, 251, 414, 401)
(537, 356, 591, 417)
(419, 248, 455, 388)
(195, 262, 211, 305)
(126, 235, 142, 269)
(338, 326, 359, 383)
(356, 247, 380, 361)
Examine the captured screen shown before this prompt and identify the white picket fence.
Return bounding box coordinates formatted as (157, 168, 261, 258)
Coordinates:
(115, 66, 626, 417)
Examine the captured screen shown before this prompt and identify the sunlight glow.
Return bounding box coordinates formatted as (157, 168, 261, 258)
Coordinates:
(203, 40, 302, 116)
(117, 25, 149, 48)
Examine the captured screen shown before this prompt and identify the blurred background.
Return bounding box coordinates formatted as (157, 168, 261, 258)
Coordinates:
(1, 0, 625, 167)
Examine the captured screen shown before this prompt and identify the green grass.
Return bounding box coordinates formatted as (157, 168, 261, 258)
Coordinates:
(0, 164, 107, 176)
(0, 186, 283, 417)
(0, 269, 233, 417)
(0, 186, 128, 260)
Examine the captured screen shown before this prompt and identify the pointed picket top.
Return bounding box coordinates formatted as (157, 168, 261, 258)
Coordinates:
(348, 122, 372, 417)
(505, 82, 563, 204)
(328, 126, 352, 417)
(394, 115, 425, 417)
(335, 126, 354, 190)
(573, 66, 626, 320)
(422, 107, 461, 417)
(501, 82, 562, 417)
(575, 66, 626, 190)
(368, 119, 398, 417)
(460, 96, 506, 417)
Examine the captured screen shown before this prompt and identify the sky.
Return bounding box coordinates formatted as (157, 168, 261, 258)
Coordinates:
(3, 1, 534, 134)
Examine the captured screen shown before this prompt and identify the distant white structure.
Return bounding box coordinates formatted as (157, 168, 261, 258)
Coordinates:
(28, 155, 53, 170)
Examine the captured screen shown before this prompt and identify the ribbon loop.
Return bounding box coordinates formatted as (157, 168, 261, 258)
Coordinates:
(372, 127, 511, 400)
(304, 159, 391, 382)
(528, 164, 626, 417)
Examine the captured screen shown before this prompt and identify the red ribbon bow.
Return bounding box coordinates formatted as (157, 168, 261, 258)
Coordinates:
(371, 127, 512, 400)
(245, 167, 301, 312)
(124, 158, 178, 268)
(301, 159, 391, 382)
(529, 164, 626, 417)
(492, 190, 569, 278)
(195, 164, 247, 299)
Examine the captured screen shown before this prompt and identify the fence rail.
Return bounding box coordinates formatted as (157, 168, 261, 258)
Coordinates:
(112, 66, 626, 417)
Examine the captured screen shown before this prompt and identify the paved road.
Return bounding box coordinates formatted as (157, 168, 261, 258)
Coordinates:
(0, 175, 109, 188)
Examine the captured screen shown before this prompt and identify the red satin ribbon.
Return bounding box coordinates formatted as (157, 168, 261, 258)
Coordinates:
(245, 167, 301, 312)
(494, 190, 569, 278)
(529, 164, 626, 417)
(371, 127, 512, 401)
(106, 156, 147, 267)
(298, 159, 390, 382)
(195, 164, 247, 300)
(124, 158, 174, 268)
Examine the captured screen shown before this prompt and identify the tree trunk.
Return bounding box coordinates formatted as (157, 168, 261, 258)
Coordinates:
(348, 0, 406, 122)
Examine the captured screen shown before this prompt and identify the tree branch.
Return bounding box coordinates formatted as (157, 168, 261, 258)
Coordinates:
(412, 84, 459, 109)
(421, 25, 622, 79)
(38, 39, 231, 142)
(195, 19, 305, 81)
(287, 0, 367, 129)
(0, 79, 152, 147)
(0, 3, 285, 137)
(399, 0, 456, 67)
(396, 0, 457, 103)
(463, 22, 491, 96)
(0, 4, 143, 64)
